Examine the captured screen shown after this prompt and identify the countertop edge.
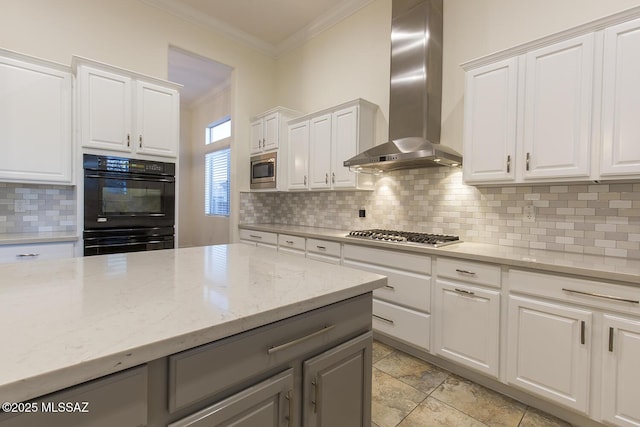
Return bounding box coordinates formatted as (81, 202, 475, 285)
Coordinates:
(0, 233, 79, 245)
(239, 224, 640, 286)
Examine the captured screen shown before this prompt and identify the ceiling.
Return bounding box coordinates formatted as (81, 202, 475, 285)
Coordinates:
(160, 0, 375, 106)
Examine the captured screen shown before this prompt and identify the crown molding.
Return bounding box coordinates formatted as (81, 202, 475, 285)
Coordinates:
(140, 0, 374, 58)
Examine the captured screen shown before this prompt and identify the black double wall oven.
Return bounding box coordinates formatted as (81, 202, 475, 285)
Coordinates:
(83, 154, 175, 256)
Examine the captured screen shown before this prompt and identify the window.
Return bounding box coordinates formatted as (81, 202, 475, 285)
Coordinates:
(205, 148, 230, 216)
(206, 117, 231, 145)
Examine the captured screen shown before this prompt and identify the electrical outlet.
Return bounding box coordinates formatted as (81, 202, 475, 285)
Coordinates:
(523, 204, 535, 222)
(358, 209, 366, 218)
(14, 200, 26, 213)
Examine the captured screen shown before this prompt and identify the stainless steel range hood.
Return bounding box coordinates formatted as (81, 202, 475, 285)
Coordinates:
(344, 0, 462, 172)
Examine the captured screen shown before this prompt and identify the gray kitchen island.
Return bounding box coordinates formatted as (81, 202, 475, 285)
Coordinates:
(0, 244, 386, 426)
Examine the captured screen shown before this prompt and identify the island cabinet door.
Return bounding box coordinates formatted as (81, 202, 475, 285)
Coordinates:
(168, 369, 294, 427)
(302, 332, 372, 427)
(0, 366, 147, 427)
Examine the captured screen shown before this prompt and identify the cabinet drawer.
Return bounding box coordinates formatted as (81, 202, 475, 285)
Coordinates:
(307, 238, 341, 257)
(344, 259, 430, 312)
(344, 244, 431, 274)
(168, 294, 371, 413)
(239, 230, 277, 245)
(509, 269, 640, 317)
(0, 366, 147, 427)
(373, 299, 430, 351)
(437, 257, 501, 288)
(0, 242, 75, 264)
(278, 234, 305, 251)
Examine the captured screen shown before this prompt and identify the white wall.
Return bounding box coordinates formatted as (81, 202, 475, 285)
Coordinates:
(276, 0, 640, 153)
(0, 0, 278, 243)
(180, 86, 232, 247)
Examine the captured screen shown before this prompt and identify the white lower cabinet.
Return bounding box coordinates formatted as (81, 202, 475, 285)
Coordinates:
(277, 234, 306, 257)
(0, 242, 76, 264)
(434, 280, 500, 378)
(602, 315, 640, 427)
(306, 238, 341, 264)
(239, 230, 277, 249)
(372, 299, 430, 351)
(506, 295, 592, 413)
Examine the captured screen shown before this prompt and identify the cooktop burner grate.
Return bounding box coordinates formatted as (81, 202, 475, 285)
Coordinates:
(346, 229, 461, 247)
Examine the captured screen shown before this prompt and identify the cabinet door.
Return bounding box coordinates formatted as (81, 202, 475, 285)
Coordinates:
(522, 34, 594, 180)
(602, 315, 640, 427)
(303, 332, 372, 427)
(0, 55, 72, 184)
(434, 280, 500, 378)
(169, 369, 294, 427)
(135, 81, 179, 158)
(600, 17, 640, 178)
(463, 58, 518, 183)
(309, 114, 332, 189)
(250, 119, 263, 154)
(263, 112, 279, 152)
(288, 121, 310, 190)
(79, 66, 132, 152)
(331, 106, 358, 188)
(507, 295, 591, 412)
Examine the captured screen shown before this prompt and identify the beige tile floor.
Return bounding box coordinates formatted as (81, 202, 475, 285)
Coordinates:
(371, 341, 573, 427)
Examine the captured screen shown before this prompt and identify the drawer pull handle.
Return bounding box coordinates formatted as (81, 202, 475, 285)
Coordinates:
(285, 390, 293, 425)
(455, 269, 476, 276)
(526, 152, 530, 171)
(562, 288, 639, 304)
(373, 314, 394, 325)
(609, 327, 614, 352)
(383, 285, 395, 290)
(249, 234, 263, 239)
(285, 240, 294, 245)
(316, 245, 326, 250)
(267, 325, 335, 355)
(16, 253, 39, 258)
(506, 154, 511, 173)
(454, 288, 475, 296)
(580, 320, 585, 345)
(311, 377, 319, 413)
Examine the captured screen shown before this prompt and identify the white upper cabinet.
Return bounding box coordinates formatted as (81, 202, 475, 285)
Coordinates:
(600, 17, 640, 179)
(522, 34, 594, 180)
(0, 50, 72, 184)
(463, 9, 640, 185)
(288, 99, 376, 191)
(463, 58, 518, 183)
(250, 108, 299, 155)
(76, 59, 180, 158)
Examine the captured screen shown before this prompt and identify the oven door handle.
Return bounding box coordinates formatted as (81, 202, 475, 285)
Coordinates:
(85, 174, 175, 183)
(84, 240, 168, 249)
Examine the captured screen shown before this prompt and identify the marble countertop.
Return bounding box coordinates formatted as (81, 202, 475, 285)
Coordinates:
(0, 244, 385, 403)
(240, 224, 640, 285)
(0, 232, 79, 245)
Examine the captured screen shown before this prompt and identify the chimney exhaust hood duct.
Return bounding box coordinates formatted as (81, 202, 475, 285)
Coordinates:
(344, 0, 462, 173)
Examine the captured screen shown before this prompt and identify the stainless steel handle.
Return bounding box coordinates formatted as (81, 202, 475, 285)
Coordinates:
(16, 253, 39, 258)
(316, 245, 326, 251)
(285, 240, 295, 245)
(304, 175, 307, 186)
(373, 314, 394, 325)
(267, 325, 335, 354)
(609, 327, 614, 352)
(139, 135, 142, 148)
(85, 174, 175, 183)
(127, 133, 130, 147)
(507, 155, 511, 173)
(325, 173, 328, 184)
(85, 240, 165, 249)
(262, 138, 266, 148)
(581, 320, 585, 345)
(249, 234, 263, 239)
(311, 377, 319, 413)
(526, 152, 530, 171)
(454, 288, 475, 296)
(332, 172, 335, 183)
(383, 285, 395, 290)
(285, 390, 293, 425)
(455, 269, 476, 276)
(562, 288, 639, 304)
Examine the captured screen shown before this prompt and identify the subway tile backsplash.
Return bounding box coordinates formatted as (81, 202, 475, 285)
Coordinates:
(0, 183, 76, 233)
(240, 168, 640, 259)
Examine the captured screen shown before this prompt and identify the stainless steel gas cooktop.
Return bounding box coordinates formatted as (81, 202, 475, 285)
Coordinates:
(346, 229, 461, 247)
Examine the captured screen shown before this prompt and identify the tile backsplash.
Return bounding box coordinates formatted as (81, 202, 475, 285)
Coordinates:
(240, 168, 640, 259)
(0, 183, 76, 233)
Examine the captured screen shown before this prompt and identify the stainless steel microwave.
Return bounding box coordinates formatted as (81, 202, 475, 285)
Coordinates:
(250, 152, 277, 190)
